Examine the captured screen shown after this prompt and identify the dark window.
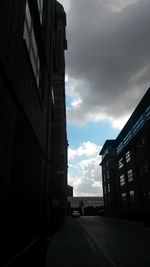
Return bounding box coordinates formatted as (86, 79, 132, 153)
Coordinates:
(139, 161, 149, 176)
(23, 1, 40, 89)
(129, 190, 135, 203)
(121, 192, 126, 203)
(136, 137, 145, 150)
(103, 186, 107, 195)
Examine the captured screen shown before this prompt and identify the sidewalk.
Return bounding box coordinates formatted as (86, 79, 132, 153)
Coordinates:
(46, 216, 113, 267)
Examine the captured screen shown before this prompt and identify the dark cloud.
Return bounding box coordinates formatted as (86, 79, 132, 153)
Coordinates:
(64, 0, 150, 124)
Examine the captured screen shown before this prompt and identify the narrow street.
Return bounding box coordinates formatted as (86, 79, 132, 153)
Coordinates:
(78, 216, 150, 267)
(47, 216, 150, 267)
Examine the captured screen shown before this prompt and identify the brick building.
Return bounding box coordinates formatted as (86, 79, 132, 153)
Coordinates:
(0, 1, 67, 266)
(100, 88, 150, 223)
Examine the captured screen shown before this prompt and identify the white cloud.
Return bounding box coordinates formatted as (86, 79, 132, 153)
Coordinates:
(68, 142, 103, 196)
(92, 181, 102, 188)
(79, 156, 101, 181)
(68, 174, 82, 189)
(68, 141, 100, 160)
(71, 99, 82, 107)
(109, 0, 139, 12)
(110, 115, 129, 129)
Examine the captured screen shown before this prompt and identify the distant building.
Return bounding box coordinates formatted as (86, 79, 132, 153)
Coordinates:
(68, 196, 104, 215)
(100, 88, 150, 223)
(0, 1, 67, 266)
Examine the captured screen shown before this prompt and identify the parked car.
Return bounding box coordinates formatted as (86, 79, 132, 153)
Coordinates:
(72, 210, 80, 218)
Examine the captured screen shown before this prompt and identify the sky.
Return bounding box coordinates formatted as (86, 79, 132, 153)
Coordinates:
(59, 0, 150, 196)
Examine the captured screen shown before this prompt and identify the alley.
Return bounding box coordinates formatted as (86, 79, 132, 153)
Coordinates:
(47, 216, 150, 267)
(46, 216, 111, 267)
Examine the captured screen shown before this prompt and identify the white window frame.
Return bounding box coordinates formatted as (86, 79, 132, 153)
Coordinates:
(120, 174, 125, 186)
(127, 169, 134, 182)
(118, 158, 124, 169)
(126, 151, 131, 163)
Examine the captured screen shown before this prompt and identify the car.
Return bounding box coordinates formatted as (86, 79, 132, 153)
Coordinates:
(72, 210, 80, 218)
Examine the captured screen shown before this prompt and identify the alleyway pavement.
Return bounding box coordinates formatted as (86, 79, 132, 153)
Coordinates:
(46, 216, 113, 267)
(78, 216, 150, 267)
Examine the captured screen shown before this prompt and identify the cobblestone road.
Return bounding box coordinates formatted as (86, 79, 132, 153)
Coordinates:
(77, 216, 150, 267)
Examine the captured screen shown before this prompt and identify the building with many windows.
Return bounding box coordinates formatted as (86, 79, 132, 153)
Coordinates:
(100, 88, 150, 223)
(100, 140, 119, 217)
(0, 1, 67, 266)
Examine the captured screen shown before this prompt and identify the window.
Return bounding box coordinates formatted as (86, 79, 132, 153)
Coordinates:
(118, 158, 124, 169)
(145, 163, 149, 173)
(108, 183, 110, 192)
(120, 174, 125, 186)
(139, 162, 149, 176)
(143, 191, 147, 200)
(103, 174, 106, 182)
(136, 137, 145, 150)
(133, 115, 144, 136)
(127, 169, 134, 182)
(104, 186, 107, 195)
(123, 131, 132, 146)
(23, 1, 40, 88)
(121, 192, 126, 203)
(145, 105, 150, 121)
(117, 142, 124, 154)
(126, 151, 131, 163)
(129, 190, 135, 203)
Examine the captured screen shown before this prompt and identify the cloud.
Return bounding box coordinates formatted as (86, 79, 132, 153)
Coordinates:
(68, 172, 103, 197)
(64, 0, 150, 127)
(68, 141, 100, 160)
(68, 141, 103, 196)
(79, 157, 101, 182)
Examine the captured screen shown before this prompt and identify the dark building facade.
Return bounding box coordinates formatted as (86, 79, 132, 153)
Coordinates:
(50, 1, 68, 232)
(67, 185, 73, 197)
(100, 88, 150, 223)
(100, 140, 119, 217)
(0, 1, 67, 266)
